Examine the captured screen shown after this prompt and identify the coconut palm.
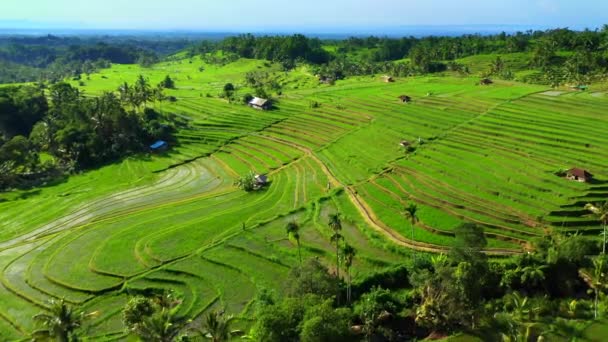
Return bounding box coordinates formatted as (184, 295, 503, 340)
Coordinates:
(286, 221, 302, 267)
(404, 202, 419, 259)
(329, 213, 344, 304)
(342, 244, 356, 303)
(520, 264, 548, 290)
(33, 299, 92, 342)
(134, 74, 152, 110)
(200, 311, 234, 342)
(153, 84, 166, 113)
(137, 308, 183, 342)
(591, 256, 608, 318)
(585, 201, 608, 254)
(328, 213, 343, 280)
(403, 202, 418, 242)
(117, 82, 131, 105)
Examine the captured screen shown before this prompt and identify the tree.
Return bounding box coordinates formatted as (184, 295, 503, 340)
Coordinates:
(591, 255, 608, 318)
(328, 213, 344, 303)
(300, 300, 352, 342)
(286, 221, 302, 267)
(122, 292, 185, 342)
(520, 264, 548, 291)
(223, 83, 235, 101)
(153, 84, 166, 113)
(117, 82, 132, 106)
(135, 309, 184, 342)
(354, 287, 397, 341)
(235, 171, 257, 192)
(160, 75, 175, 89)
(585, 201, 608, 254)
(403, 202, 419, 245)
(32, 299, 92, 342)
(342, 244, 356, 304)
(450, 222, 487, 265)
(200, 311, 234, 342)
(134, 75, 152, 110)
(285, 258, 338, 299)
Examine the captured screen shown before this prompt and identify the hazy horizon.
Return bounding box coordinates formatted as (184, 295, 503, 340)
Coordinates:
(2, 0, 607, 34)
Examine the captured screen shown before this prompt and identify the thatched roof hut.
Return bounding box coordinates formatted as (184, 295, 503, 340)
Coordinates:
(398, 95, 411, 103)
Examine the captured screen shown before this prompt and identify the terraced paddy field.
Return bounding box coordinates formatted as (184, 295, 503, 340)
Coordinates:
(0, 58, 607, 340)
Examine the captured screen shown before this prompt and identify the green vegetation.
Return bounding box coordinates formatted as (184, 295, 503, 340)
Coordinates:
(0, 28, 607, 341)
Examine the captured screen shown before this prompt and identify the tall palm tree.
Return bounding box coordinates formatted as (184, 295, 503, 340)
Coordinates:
(404, 202, 419, 259)
(520, 264, 548, 290)
(153, 84, 166, 113)
(137, 309, 183, 342)
(33, 299, 92, 342)
(286, 221, 302, 267)
(200, 311, 233, 342)
(403, 202, 419, 243)
(342, 244, 356, 304)
(329, 213, 344, 304)
(585, 201, 608, 254)
(591, 256, 607, 319)
(135, 75, 152, 110)
(118, 82, 131, 106)
(329, 213, 343, 280)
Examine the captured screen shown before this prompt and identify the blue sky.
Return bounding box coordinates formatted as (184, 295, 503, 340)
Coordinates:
(1, 0, 606, 31)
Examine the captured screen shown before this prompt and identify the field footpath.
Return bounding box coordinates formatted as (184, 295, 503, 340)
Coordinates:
(258, 134, 520, 256)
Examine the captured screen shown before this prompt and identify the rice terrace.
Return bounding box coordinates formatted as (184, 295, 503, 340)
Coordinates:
(1, 10, 608, 342)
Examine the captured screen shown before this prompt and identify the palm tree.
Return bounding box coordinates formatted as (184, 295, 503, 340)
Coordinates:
(591, 256, 607, 319)
(134, 75, 152, 110)
(403, 202, 419, 243)
(153, 84, 166, 113)
(520, 264, 548, 290)
(329, 213, 344, 304)
(33, 299, 93, 342)
(200, 311, 234, 342)
(137, 309, 183, 342)
(585, 201, 608, 254)
(505, 292, 533, 322)
(404, 202, 419, 259)
(342, 244, 356, 304)
(118, 82, 131, 106)
(286, 221, 302, 267)
(329, 213, 343, 280)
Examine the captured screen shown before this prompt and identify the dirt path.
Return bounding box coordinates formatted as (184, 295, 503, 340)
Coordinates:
(258, 134, 520, 256)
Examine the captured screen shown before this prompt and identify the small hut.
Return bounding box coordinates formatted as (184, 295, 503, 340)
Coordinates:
(318, 75, 334, 84)
(570, 85, 588, 91)
(480, 78, 493, 85)
(566, 168, 593, 183)
(398, 95, 412, 103)
(254, 174, 268, 187)
(150, 140, 168, 153)
(382, 75, 395, 83)
(248, 97, 271, 110)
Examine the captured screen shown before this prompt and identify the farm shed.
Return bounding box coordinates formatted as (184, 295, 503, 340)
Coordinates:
(566, 168, 593, 183)
(150, 140, 168, 152)
(398, 95, 411, 103)
(248, 97, 271, 110)
(254, 174, 268, 186)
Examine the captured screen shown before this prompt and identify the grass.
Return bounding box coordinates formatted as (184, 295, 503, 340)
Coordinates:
(0, 54, 606, 337)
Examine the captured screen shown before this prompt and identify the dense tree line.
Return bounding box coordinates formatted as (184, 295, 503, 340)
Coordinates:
(189, 27, 608, 85)
(0, 35, 195, 83)
(0, 82, 175, 191)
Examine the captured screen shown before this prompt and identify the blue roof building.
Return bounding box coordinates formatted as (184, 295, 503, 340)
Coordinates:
(150, 140, 168, 152)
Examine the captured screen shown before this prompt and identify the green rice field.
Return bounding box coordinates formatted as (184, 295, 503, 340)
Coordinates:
(0, 56, 606, 340)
